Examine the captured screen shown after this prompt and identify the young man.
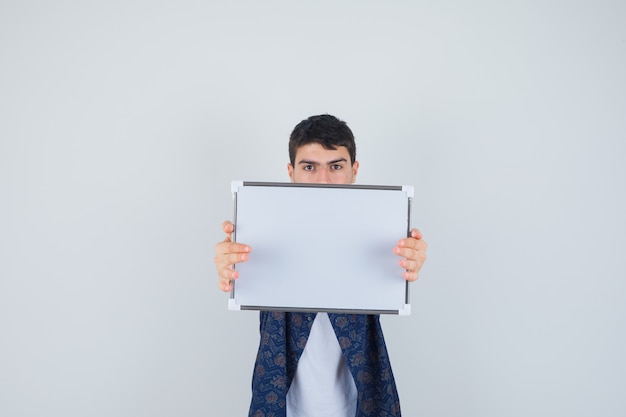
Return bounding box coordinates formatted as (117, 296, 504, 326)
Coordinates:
(214, 114, 428, 417)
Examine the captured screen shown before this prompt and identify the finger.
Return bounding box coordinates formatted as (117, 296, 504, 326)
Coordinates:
(399, 256, 426, 274)
(399, 259, 419, 272)
(410, 228, 423, 240)
(397, 237, 428, 251)
(402, 269, 419, 282)
(224, 252, 249, 265)
(222, 220, 234, 234)
(215, 241, 251, 256)
(393, 246, 418, 260)
(214, 252, 248, 275)
(230, 242, 251, 254)
(395, 247, 427, 270)
(219, 277, 233, 292)
(218, 265, 239, 281)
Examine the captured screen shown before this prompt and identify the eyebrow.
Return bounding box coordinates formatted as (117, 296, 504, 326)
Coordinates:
(297, 157, 348, 165)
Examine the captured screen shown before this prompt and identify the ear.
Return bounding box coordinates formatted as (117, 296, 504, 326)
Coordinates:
(287, 163, 295, 182)
(351, 160, 360, 183)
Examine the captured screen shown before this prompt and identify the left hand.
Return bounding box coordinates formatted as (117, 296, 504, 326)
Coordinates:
(394, 228, 428, 282)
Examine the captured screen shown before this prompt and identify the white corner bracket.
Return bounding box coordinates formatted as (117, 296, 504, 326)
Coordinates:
(231, 180, 244, 194)
(229, 298, 241, 311)
(398, 304, 411, 316)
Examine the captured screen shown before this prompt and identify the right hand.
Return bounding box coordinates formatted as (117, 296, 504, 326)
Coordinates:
(214, 220, 251, 292)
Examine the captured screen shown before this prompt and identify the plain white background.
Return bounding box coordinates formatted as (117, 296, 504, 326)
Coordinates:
(1, 1, 624, 416)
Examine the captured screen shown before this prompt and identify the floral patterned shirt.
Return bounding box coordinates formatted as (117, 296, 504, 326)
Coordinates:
(248, 311, 401, 417)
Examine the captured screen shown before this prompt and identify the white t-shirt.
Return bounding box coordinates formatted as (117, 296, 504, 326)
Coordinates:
(286, 312, 358, 417)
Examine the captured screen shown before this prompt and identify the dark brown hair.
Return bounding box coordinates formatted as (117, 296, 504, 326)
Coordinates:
(288, 114, 356, 165)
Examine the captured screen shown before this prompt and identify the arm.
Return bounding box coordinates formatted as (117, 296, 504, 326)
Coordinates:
(214, 220, 251, 292)
(394, 228, 428, 281)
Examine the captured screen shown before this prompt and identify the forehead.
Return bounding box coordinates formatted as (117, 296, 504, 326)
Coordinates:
(294, 143, 350, 162)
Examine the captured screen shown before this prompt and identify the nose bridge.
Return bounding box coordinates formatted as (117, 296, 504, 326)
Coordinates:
(318, 166, 331, 183)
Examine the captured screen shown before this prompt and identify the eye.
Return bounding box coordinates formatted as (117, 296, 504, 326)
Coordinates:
(303, 165, 314, 171)
(331, 164, 343, 170)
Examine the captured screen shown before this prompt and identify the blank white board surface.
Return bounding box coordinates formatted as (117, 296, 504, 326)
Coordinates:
(229, 181, 413, 315)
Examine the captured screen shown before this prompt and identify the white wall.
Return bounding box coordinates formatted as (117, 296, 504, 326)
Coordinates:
(1, 1, 624, 416)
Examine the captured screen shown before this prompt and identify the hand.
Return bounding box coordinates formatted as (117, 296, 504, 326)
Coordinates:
(214, 220, 251, 292)
(394, 228, 428, 282)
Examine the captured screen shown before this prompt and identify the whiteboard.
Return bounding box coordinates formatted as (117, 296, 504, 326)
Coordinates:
(229, 181, 413, 315)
